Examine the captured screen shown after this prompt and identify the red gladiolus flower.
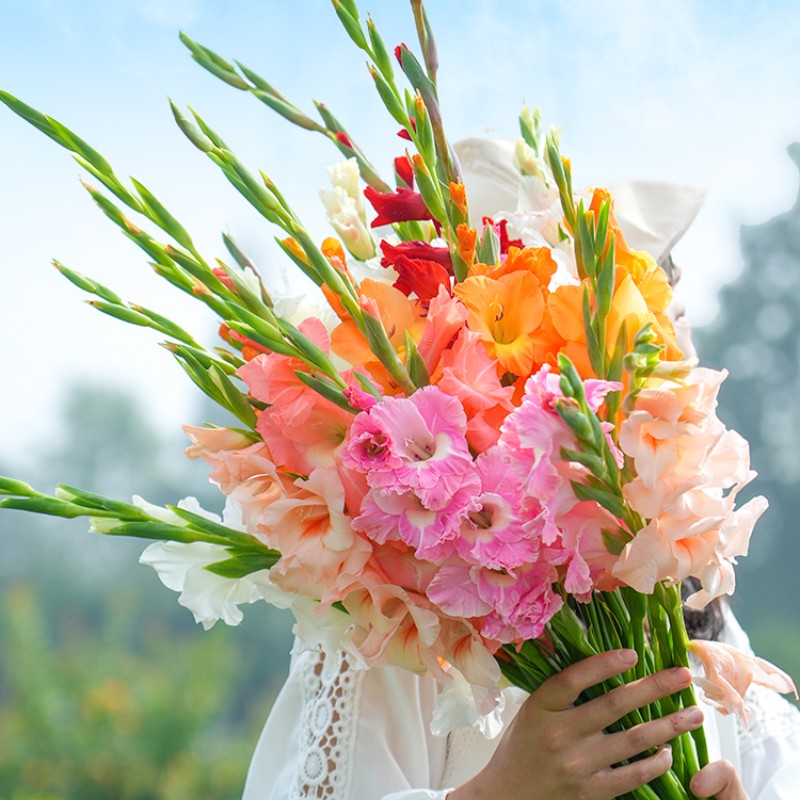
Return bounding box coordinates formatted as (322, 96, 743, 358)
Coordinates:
(336, 131, 354, 149)
(364, 186, 433, 227)
(393, 256, 452, 304)
(380, 240, 453, 274)
(483, 217, 524, 254)
(394, 156, 414, 189)
(397, 119, 416, 141)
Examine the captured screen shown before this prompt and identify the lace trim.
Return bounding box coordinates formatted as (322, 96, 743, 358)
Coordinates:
(737, 683, 800, 756)
(295, 649, 364, 799)
(441, 726, 481, 789)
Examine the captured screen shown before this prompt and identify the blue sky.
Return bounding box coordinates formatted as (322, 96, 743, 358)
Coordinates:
(2, 0, 800, 461)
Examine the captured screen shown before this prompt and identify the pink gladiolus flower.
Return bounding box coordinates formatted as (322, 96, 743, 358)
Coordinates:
(688, 639, 798, 725)
(453, 448, 534, 570)
(437, 329, 514, 450)
(183, 425, 255, 461)
(342, 385, 474, 510)
(428, 560, 561, 644)
(181, 434, 300, 535)
(555, 501, 624, 600)
(354, 473, 480, 563)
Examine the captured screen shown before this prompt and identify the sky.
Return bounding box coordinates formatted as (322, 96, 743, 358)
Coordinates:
(1, 0, 800, 465)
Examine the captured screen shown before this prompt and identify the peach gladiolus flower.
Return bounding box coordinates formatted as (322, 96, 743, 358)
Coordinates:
(260, 467, 373, 604)
(343, 583, 444, 676)
(688, 639, 798, 725)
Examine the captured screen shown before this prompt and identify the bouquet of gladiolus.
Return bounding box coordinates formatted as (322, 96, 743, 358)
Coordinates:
(1, 2, 796, 798)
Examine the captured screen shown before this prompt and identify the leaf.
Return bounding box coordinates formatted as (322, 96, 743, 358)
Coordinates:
(204, 552, 280, 579)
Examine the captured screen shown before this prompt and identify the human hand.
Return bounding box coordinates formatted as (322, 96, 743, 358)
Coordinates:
(449, 649, 704, 800)
(691, 760, 750, 799)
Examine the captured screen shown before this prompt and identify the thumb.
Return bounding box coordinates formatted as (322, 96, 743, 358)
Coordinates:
(691, 761, 748, 800)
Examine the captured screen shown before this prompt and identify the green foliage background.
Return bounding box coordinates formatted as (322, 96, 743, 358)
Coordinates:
(0, 387, 293, 799)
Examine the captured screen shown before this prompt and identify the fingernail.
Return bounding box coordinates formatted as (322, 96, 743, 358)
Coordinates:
(671, 667, 691, 684)
(680, 707, 704, 726)
(619, 649, 638, 666)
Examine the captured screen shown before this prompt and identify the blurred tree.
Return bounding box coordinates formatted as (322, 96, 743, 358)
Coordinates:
(0, 380, 294, 795)
(694, 142, 800, 684)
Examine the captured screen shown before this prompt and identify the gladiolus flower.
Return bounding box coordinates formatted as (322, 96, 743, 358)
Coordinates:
(688, 639, 798, 725)
(380, 239, 453, 272)
(395, 155, 414, 188)
(365, 186, 433, 227)
(392, 255, 451, 303)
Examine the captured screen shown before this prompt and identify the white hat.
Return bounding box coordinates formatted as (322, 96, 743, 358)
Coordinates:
(453, 137, 705, 263)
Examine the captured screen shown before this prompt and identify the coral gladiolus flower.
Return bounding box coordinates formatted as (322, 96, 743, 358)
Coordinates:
(364, 186, 433, 227)
(454, 271, 545, 377)
(688, 639, 798, 725)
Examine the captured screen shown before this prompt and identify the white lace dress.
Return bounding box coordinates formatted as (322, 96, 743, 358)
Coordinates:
(242, 611, 800, 800)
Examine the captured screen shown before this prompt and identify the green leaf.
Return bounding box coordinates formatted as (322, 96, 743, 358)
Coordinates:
(204, 551, 280, 579)
(367, 16, 394, 80)
(53, 261, 124, 304)
(130, 178, 196, 251)
(475, 223, 500, 265)
(170, 99, 214, 152)
(101, 520, 225, 544)
(129, 303, 201, 347)
(571, 480, 629, 520)
(368, 66, 408, 127)
(167, 507, 266, 548)
(404, 331, 430, 388)
(602, 528, 629, 556)
(332, 0, 369, 51)
(0, 477, 41, 497)
(0, 496, 111, 520)
(294, 371, 358, 413)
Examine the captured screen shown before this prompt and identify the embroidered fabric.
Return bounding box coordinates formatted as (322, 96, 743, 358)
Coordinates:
(739, 684, 800, 756)
(441, 727, 481, 789)
(296, 650, 364, 799)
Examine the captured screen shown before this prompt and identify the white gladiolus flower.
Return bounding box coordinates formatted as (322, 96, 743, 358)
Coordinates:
(273, 291, 339, 332)
(320, 157, 376, 261)
(140, 540, 272, 630)
(430, 665, 506, 739)
(327, 157, 362, 202)
(512, 137, 544, 179)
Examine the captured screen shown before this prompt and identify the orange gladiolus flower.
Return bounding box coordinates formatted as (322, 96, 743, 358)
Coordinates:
(449, 182, 468, 217)
(468, 245, 558, 288)
(456, 223, 477, 270)
(331, 278, 425, 393)
(454, 270, 545, 378)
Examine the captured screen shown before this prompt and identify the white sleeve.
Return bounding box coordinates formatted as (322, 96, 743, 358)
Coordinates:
(242, 644, 452, 800)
